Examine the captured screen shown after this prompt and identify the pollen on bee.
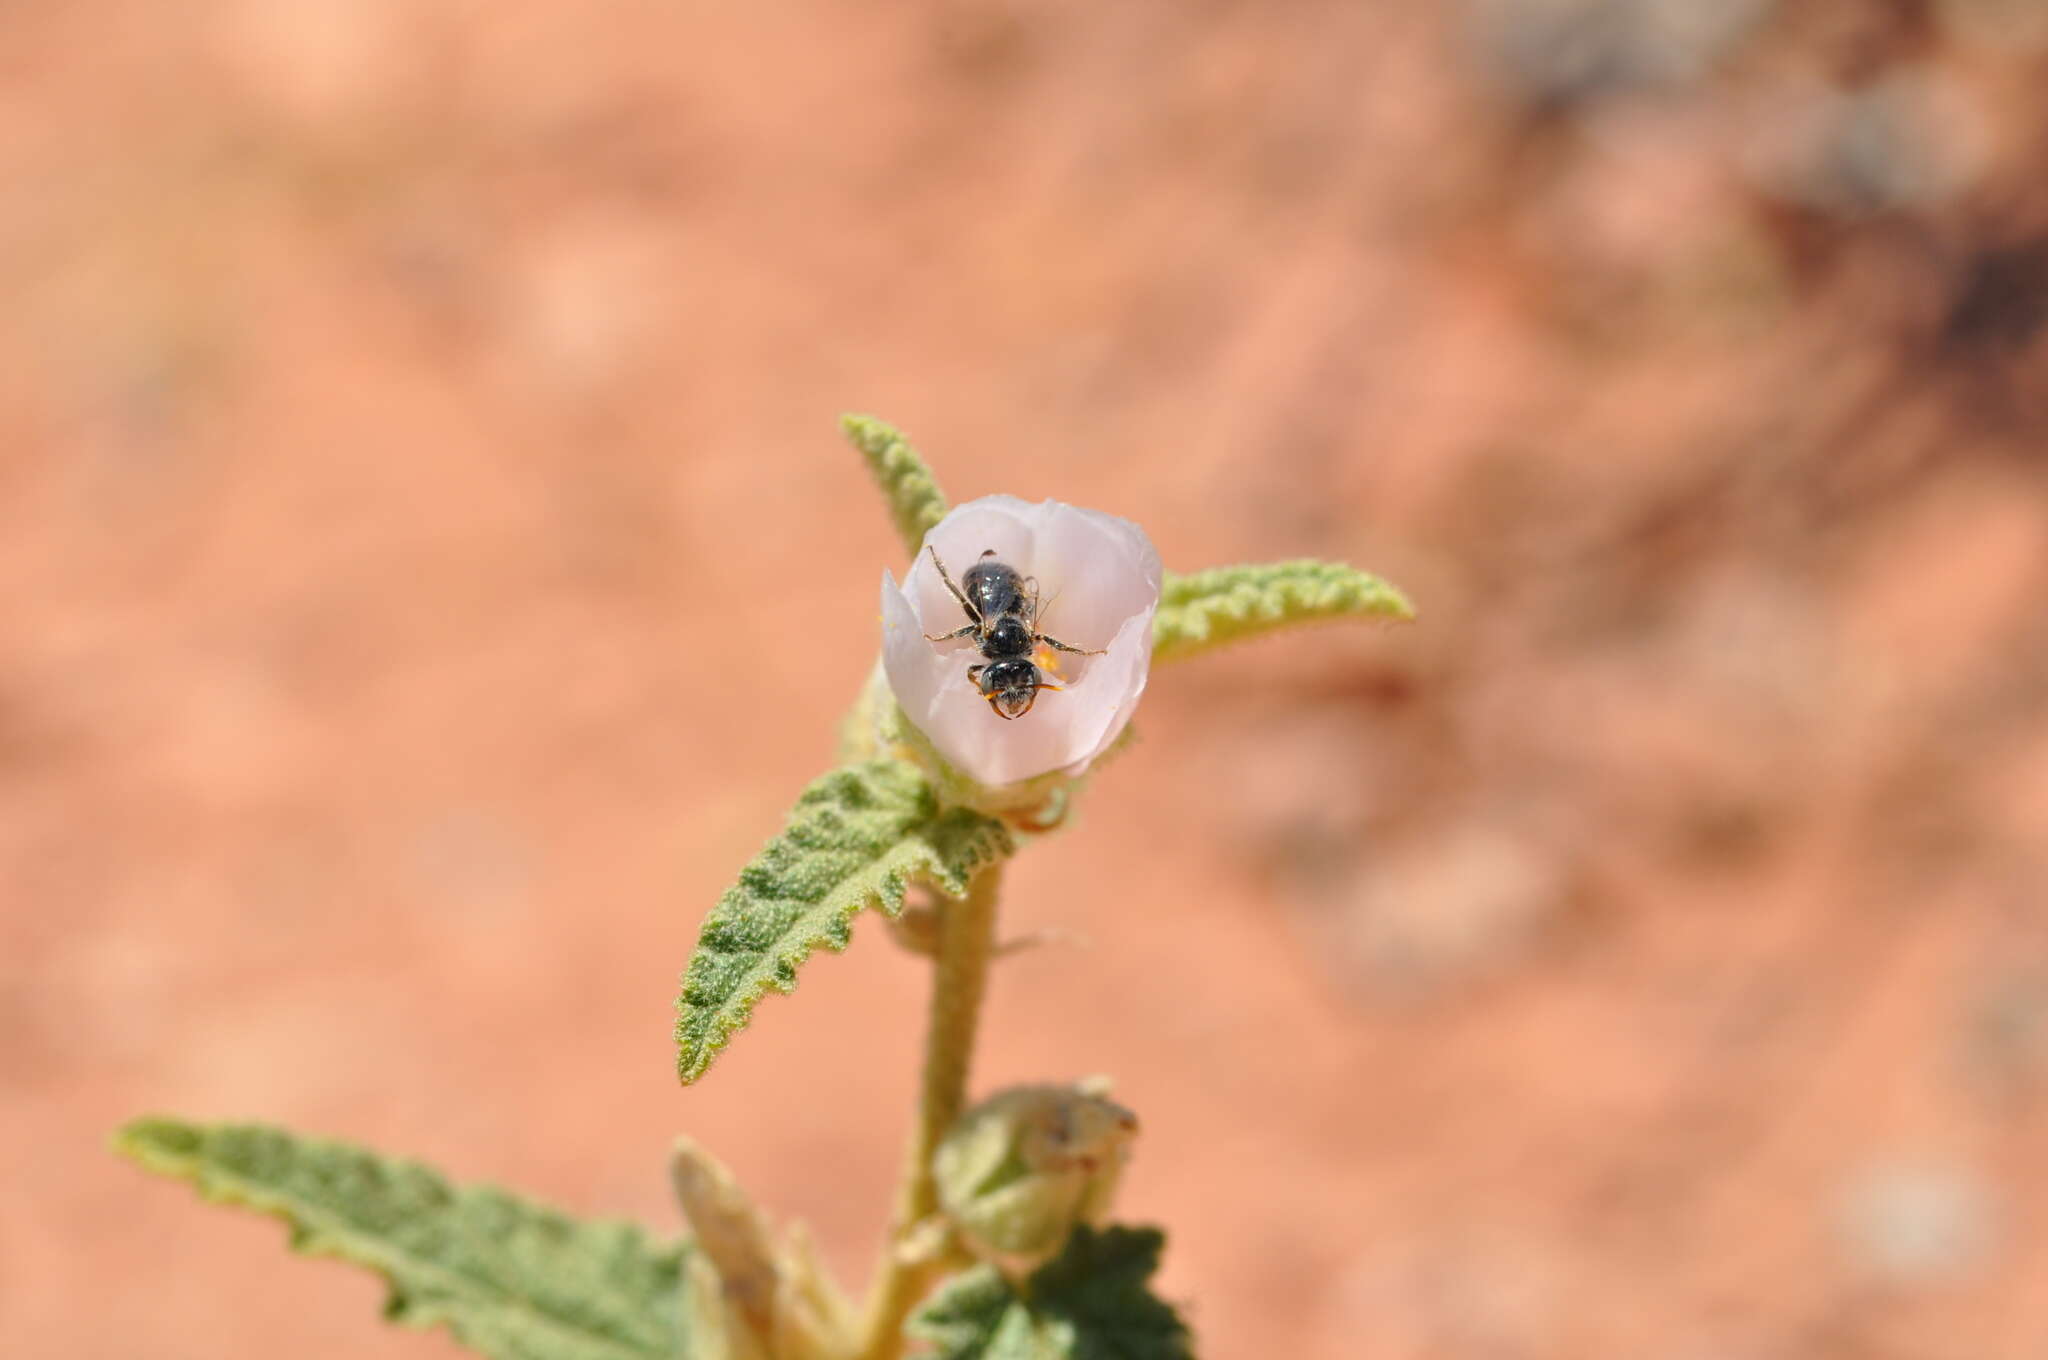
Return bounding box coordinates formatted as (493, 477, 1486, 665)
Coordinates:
(1034, 645, 1062, 675)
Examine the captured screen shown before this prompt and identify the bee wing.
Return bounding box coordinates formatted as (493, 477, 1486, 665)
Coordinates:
(1032, 580, 1065, 631)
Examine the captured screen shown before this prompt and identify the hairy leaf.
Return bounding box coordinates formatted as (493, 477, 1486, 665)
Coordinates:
(1152, 559, 1413, 662)
(841, 414, 950, 558)
(910, 1226, 1195, 1360)
(115, 1118, 687, 1360)
(675, 759, 1012, 1084)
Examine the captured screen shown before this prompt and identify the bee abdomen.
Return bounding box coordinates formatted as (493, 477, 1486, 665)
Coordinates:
(963, 559, 1026, 621)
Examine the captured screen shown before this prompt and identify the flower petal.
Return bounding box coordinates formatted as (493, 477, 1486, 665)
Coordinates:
(881, 495, 1161, 789)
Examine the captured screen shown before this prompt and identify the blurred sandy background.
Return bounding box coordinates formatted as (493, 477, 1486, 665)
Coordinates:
(6, 2, 2048, 1357)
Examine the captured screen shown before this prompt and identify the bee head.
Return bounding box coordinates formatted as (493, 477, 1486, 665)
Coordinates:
(987, 687, 1039, 720)
(977, 658, 1041, 721)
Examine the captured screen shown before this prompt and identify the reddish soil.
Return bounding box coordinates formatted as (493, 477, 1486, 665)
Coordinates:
(6, 4, 2047, 1358)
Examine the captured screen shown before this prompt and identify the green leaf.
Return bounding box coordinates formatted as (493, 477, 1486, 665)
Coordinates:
(675, 759, 1013, 1084)
(842, 414, 950, 558)
(910, 1226, 1196, 1360)
(913, 1265, 1031, 1360)
(1152, 559, 1413, 662)
(114, 1118, 687, 1360)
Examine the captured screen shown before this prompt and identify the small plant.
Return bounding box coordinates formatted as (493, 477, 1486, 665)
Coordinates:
(116, 416, 1412, 1360)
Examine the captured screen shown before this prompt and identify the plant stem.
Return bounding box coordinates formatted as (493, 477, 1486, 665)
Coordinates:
(855, 863, 1002, 1360)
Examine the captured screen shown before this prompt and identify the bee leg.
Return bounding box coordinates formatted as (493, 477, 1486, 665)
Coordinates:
(967, 664, 985, 684)
(1039, 634, 1106, 657)
(923, 624, 979, 643)
(926, 545, 981, 625)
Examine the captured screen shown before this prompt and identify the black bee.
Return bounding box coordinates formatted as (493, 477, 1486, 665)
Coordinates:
(923, 546, 1104, 719)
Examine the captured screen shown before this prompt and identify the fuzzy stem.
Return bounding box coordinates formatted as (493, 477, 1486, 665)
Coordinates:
(856, 862, 1002, 1360)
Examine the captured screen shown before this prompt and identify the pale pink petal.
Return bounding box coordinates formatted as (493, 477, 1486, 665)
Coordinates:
(881, 495, 1161, 789)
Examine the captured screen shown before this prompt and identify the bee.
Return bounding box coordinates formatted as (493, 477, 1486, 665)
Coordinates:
(923, 546, 1104, 719)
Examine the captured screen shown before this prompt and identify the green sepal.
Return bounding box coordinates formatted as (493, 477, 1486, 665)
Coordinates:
(113, 1117, 688, 1360)
(674, 758, 1013, 1084)
(841, 414, 950, 559)
(935, 1086, 1138, 1272)
(1152, 559, 1413, 662)
(910, 1225, 1195, 1360)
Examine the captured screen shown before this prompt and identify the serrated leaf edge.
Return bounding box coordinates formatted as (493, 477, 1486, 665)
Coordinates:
(114, 1118, 683, 1360)
(676, 822, 1009, 1083)
(909, 1225, 1193, 1360)
(1153, 559, 1413, 662)
(674, 764, 1013, 1085)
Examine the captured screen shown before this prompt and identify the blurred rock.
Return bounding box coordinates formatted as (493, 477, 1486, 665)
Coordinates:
(1941, 238, 2048, 360)
(1837, 1162, 1997, 1282)
(1467, 0, 1774, 107)
(1742, 68, 1990, 219)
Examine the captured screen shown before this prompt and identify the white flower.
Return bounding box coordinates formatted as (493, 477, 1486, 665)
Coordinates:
(880, 496, 1163, 789)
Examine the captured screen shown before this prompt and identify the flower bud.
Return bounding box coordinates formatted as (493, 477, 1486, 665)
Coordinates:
(932, 1083, 1140, 1275)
